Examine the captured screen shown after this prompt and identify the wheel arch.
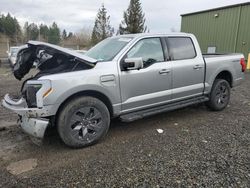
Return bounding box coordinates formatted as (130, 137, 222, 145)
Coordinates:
(55, 90, 114, 120)
(214, 70, 233, 87)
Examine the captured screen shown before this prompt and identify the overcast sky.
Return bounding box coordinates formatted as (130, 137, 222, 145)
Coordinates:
(0, 0, 249, 33)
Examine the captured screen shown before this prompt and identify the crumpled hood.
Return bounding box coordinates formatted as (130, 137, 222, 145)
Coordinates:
(13, 41, 97, 80)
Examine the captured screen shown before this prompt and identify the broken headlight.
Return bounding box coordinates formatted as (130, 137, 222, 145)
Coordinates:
(22, 79, 52, 108)
(23, 84, 42, 107)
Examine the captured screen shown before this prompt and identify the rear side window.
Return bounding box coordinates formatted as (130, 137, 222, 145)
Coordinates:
(167, 37, 196, 60)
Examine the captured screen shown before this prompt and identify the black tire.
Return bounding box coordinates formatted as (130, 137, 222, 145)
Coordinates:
(57, 96, 110, 148)
(206, 79, 231, 111)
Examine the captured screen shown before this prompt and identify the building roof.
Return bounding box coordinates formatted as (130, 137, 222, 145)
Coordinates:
(181, 2, 250, 16)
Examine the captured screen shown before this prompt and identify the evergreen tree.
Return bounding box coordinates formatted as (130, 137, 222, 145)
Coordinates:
(67, 32, 73, 38)
(0, 14, 3, 33)
(13, 17, 21, 42)
(48, 22, 60, 44)
(118, 0, 147, 34)
(91, 4, 114, 45)
(39, 24, 49, 41)
(23, 21, 29, 41)
(62, 29, 67, 40)
(0, 13, 21, 42)
(24, 22, 39, 41)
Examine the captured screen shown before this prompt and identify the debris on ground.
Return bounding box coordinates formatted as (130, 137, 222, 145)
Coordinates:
(202, 140, 208, 143)
(6, 158, 38, 175)
(126, 167, 133, 171)
(182, 128, 189, 133)
(156, 129, 164, 134)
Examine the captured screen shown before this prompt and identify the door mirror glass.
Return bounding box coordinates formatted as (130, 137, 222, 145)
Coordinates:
(123, 57, 143, 70)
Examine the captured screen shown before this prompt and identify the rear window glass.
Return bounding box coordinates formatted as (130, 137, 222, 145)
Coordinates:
(167, 37, 196, 60)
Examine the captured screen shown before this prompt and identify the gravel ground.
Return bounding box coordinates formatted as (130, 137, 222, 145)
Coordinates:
(0, 64, 249, 187)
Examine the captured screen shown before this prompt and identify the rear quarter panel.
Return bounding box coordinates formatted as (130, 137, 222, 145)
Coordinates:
(204, 54, 244, 94)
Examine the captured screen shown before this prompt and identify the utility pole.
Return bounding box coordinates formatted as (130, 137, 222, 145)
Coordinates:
(39, 27, 41, 41)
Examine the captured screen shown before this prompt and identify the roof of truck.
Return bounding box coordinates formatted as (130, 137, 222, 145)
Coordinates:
(114, 32, 191, 38)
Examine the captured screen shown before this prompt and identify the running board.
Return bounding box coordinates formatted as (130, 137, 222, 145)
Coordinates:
(120, 96, 209, 122)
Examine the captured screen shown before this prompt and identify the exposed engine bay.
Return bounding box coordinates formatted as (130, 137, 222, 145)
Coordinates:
(13, 42, 96, 81)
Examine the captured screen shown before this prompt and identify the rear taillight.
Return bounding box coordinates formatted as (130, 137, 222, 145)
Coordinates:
(240, 58, 246, 72)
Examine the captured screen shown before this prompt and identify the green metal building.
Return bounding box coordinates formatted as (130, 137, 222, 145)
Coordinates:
(181, 2, 250, 59)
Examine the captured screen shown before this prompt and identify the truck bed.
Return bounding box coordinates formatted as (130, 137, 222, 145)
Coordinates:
(203, 53, 242, 58)
(203, 53, 244, 64)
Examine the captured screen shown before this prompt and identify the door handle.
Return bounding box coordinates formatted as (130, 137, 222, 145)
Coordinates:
(193, 65, 203, 70)
(159, 69, 171, 74)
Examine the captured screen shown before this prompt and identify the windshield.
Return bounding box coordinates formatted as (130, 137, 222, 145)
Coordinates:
(85, 37, 133, 62)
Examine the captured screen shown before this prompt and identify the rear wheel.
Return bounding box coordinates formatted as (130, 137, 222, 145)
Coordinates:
(57, 96, 110, 148)
(206, 79, 231, 111)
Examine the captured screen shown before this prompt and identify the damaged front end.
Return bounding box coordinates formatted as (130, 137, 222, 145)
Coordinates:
(2, 41, 97, 139)
(2, 79, 53, 138)
(3, 96, 49, 139)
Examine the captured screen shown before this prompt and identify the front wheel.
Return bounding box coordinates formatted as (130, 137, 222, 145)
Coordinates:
(57, 96, 110, 148)
(206, 79, 231, 111)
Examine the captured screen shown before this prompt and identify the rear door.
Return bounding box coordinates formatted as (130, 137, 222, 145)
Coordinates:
(166, 37, 205, 101)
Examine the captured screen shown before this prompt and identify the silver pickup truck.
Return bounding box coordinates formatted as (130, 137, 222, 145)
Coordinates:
(2, 33, 246, 148)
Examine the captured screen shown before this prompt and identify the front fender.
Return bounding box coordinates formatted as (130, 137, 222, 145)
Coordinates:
(42, 81, 121, 117)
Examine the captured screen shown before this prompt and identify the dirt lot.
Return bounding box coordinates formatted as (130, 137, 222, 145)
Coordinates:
(0, 65, 250, 187)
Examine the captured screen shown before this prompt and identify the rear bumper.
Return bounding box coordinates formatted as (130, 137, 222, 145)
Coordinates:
(2, 94, 51, 139)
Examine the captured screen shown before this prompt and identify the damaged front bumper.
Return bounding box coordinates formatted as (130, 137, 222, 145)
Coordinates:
(2, 94, 51, 139)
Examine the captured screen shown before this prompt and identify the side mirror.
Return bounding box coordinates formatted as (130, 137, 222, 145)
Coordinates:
(123, 57, 143, 70)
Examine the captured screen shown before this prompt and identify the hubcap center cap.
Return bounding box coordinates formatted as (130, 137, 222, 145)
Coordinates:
(83, 121, 89, 126)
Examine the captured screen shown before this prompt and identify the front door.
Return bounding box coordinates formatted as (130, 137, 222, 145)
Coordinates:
(119, 37, 172, 113)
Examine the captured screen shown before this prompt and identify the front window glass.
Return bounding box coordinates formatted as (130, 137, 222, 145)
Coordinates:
(126, 38, 164, 68)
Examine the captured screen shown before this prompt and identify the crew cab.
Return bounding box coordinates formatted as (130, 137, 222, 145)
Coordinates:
(2, 33, 246, 148)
